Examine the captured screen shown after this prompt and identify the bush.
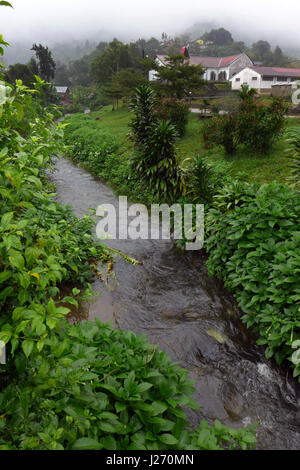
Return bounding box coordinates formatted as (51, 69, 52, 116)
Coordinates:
(0, 320, 256, 450)
(155, 98, 190, 137)
(237, 97, 287, 153)
(205, 114, 238, 154)
(184, 155, 232, 204)
(202, 87, 287, 155)
(285, 126, 300, 189)
(206, 182, 300, 373)
(72, 85, 111, 112)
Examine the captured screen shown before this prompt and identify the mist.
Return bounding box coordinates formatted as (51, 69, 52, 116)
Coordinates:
(1, 0, 300, 63)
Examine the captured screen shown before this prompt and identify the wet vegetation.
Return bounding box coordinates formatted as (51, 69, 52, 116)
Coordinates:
(63, 85, 300, 384)
(1, 1, 300, 451)
(0, 6, 257, 450)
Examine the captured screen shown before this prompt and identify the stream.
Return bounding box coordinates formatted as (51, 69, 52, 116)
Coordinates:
(52, 156, 300, 450)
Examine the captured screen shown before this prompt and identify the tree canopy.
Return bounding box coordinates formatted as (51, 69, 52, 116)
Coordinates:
(31, 43, 56, 81)
(153, 54, 204, 99)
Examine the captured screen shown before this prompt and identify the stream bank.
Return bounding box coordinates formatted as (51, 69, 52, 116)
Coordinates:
(51, 156, 300, 450)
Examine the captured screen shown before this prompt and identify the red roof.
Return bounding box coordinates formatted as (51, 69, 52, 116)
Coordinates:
(250, 66, 300, 77)
(273, 67, 300, 75)
(218, 55, 241, 67)
(156, 54, 242, 68)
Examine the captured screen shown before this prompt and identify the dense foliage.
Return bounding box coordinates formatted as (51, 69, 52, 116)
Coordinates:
(0, 79, 256, 450)
(152, 54, 204, 99)
(129, 85, 184, 201)
(184, 155, 232, 204)
(155, 98, 190, 137)
(203, 87, 287, 154)
(285, 126, 300, 189)
(206, 182, 300, 375)
(0, 318, 257, 450)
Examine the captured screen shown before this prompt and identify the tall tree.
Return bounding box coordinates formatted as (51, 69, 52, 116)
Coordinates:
(153, 54, 204, 99)
(31, 43, 56, 81)
(202, 28, 234, 46)
(251, 40, 273, 64)
(92, 39, 133, 86)
(272, 46, 286, 66)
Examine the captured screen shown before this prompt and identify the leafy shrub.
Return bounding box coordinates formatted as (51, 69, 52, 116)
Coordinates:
(201, 119, 215, 150)
(71, 85, 111, 111)
(155, 98, 189, 137)
(285, 126, 300, 189)
(64, 114, 119, 173)
(203, 114, 238, 154)
(184, 155, 232, 204)
(237, 97, 287, 154)
(206, 182, 300, 373)
(202, 87, 287, 155)
(0, 320, 256, 450)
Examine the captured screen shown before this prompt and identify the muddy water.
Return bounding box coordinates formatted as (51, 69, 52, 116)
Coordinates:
(52, 157, 300, 450)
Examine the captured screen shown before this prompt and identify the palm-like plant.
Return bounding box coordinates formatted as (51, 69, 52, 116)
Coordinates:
(129, 85, 183, 201)
(239, 84, 257, 101)
(128, 84, 158, 147)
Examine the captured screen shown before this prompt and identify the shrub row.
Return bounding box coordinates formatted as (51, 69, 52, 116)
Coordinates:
(206, 181, 300, 376)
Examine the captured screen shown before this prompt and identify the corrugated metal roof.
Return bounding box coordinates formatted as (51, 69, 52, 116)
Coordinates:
(55, 86, 69, 94)
(250, 66, 300, 77)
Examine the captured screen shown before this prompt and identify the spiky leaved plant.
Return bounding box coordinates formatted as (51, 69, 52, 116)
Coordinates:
(129, 85, 183, 202)
(128, 84, 158, 148)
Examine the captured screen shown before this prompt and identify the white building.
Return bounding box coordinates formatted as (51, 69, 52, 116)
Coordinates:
(230, 66, 300, 92)
(149, 53, 253, 82)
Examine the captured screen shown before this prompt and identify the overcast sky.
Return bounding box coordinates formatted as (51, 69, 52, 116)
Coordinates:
(1, 0, 300, 46)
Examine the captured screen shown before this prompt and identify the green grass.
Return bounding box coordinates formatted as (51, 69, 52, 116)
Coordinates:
(90, 105, 300, 185)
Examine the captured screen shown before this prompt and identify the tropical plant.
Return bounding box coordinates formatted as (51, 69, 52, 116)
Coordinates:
(129, 84, 158, 147)
(184, 155, 232, 204)
(135, 119, 184, 201)
(206, 182, 300, 373)
(285, 126, 300, 189)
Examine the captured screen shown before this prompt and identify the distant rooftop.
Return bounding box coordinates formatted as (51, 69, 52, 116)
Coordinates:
(250, 66, 300, 77)
(156, 54, 244, 68)
(55, 86, 69, 94)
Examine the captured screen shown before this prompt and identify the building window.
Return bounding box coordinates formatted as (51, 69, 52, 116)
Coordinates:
(235, 78, 240, 82)
(252, 77, 257, 81)
(263, 76, 274, 81)
(210, 71, 216, 81)
(218, 71, 227, 81)
(279, 76, 288, 82)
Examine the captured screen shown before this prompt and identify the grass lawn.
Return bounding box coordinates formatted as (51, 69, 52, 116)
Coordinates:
(90, 104, 300, 185)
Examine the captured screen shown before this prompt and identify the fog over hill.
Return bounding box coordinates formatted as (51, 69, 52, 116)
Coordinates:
(1, 0, 300, 65)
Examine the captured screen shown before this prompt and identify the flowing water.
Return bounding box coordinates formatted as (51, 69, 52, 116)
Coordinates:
(52, 157, 300, 450)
